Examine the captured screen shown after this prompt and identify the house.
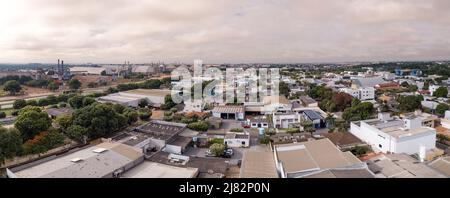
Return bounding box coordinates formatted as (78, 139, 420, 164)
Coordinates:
(323, 132, 365, 150)
(298, 96, 318, 107)
(248, 116, 269, 128)
(350, 113, 436, 155)
(240, 150, 278, 178)
(262, 95, 292, 113)
(366, 154, 445, 178)
(273, 138, 369, 178)
(10, 141, 144, 178)
(272, 112, 302, 129)
(399, 111, 438, 128)
(211, 105, 245, 120)
(302, 110, 325, 129)
(224, 133, 250, 148)
(97, 89, 171, 108)
(374, 82, 401, 91)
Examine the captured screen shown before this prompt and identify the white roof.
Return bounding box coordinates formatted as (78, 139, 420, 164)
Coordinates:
(121, 161, 198, 178)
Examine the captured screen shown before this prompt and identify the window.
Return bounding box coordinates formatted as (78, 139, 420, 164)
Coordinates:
(379, 144, 382, 148)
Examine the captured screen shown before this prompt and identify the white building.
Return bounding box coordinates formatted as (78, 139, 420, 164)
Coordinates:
(224, 133, 250, 148)
(70, 66, 106, 75)
(97, 89, 171, 108)
(273, 112, 302, 129)
(430, 85, 440, 96)
(340, 87, 375, 101)
(350, 113, 436, 155)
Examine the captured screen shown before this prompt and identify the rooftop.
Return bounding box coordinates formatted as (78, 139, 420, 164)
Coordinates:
(428, 157, 450, 177)
(302, 168, 374, 178)
(323, 132, 363, 148)
(362, 118, 435, 139)
(240, 150, 278, 178)
(134, 120, 187, 141)
(366, 154, 445, 178)
(303, 110, 323, 120)
(275, 139, 363, 175)
(45, 108, 74, 117)
(212, 105, 244, 114)
(13, 142, 143, 178)
(353, 76, 386, 88)
(298, 96, 317, 105)
(121, 161, 198, 178)
(123, 89, 171, 97)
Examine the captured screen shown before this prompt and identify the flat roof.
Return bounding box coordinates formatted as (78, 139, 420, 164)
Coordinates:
(13, 142, 143, 178)
(124, 89, 171, 97)
(323, 132, 363, 147)
(303, 110, 323, 120)
(363, 119, 435, 139)
(45, 108, 74, 117)
(134, 121, 187, 141)
(299, 96, 317, 105)
(367, 154, 445, 178)
(275, 139, 362, 174)
(121, 161, 198, 178)
(428, 157, 450, 177)
(240, 150, 278, 178)
(303, 168, 374, 178)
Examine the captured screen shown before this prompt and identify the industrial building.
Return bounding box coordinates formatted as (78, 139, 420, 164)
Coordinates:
(350, 113, 437, 155)
(97, 89, 171, 108)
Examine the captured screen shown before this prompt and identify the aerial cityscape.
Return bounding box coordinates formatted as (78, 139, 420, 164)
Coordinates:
(1, 0, 450, 185)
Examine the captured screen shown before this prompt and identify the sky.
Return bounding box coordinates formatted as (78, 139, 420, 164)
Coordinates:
(0, 0, 450, 64)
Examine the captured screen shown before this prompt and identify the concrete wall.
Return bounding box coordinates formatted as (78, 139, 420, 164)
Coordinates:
(224, 138, 250, 148)
(395, 131, 436, 154)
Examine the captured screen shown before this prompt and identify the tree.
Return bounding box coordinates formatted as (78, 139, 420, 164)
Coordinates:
(3, 80, 22, 95)
(48, 81, 59, 91)
(397, 95, 422, 112)
(26, 100, 38, 106)
(300, 120, 315, 135)
(13, 99, 27, 109)
(0, 127, 22, 165)
(22, 129, 65, 155)
(433, 87, 448, 98)
(332, 92, 354, 111)
(350, 145, 371, 157)
(351, 98, 361, 107)
(68, 79, 81, 90)
(68, 95, 85, 109)
(187, 121, 209, 131)
(161, 95, 176, 110)
(66, 125, 88, 143)
(123, 108, 139, 124)
(209, 143, 226, 157)
(400, 81, 409, 87)
(343, 102, 374, 122)
(138, 108, 152, 120)
(55, 115, 73, 132)
(436, 103, 449, 117)
(279, 82, 291, 97)
(0, 112, 6, 119)
(14, 107, 52, 141)
(138, 99, 149, 108)
(82, 97, 96, 107)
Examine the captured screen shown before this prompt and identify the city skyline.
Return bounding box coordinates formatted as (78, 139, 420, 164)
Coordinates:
(1, 0, 450, 64)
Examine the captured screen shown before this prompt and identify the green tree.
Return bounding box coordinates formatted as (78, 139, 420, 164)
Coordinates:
(55, 115, 73, 132)
(3, 80, 22, 95)
(400, 81, 409, 87)
(161, 95, 176, 110)
(433, 87, 448, 98)
(13, 99, 27, 109)
(436, 103, 449, 117)
(14, 107, 52, 141)
(279, 82, 291, 97)
(68, 79, 81, 90)
(0, 127, 22, 165)
(396, 95, 422, 112)
(138, 99, 149, 108)
(48, 81, 59, 91)
(138, 108, 152, 120)
(0, 112, 6, 119)
(82, 97, 96, 107)
(68, 95, 85, 109)
(66, 125, 88, 143)
(123, 108, 139, 124)
(187, 121, 209, 131)
(209, 143, 226, 157)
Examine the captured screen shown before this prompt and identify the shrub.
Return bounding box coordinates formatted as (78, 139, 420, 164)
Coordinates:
(11, 110, 19, 116)
(0, 112, 6, 118)
(13, 99, 27, 109)
(286, 128, 300, 134)
(259, 136, 271, 145)
(230, 128, 244, 132)
(209, 143, 226, 157)
(209, 138, 224, 145)
(187, 121, 209, 132)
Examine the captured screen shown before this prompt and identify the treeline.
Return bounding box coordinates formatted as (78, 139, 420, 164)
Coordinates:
(0, 75, 33, 85)
(108, 78, 171, 93)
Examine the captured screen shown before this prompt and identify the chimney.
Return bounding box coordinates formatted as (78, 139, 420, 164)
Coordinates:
(61, 60, 64, 75)
(419, 146, 426, 162)
(57, 59, 60, 74)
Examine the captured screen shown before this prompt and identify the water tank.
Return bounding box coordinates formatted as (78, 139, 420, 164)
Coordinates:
(259, 128, 265, 136)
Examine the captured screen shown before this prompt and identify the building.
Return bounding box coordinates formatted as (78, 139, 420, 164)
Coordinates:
(97, 89, 171, 108)
(323, 132, 365, 150)
(129, 120, 191, 155)
(395, 69, 422, 77)
(240, 150, 278, 178)
(211, 105, 245, 120)
(298, 96, 318, 107)
(121, 161, 198, 178)
(224, 133, 250, 148)
(400, 111, 438, 128)
(302, 110, 324, 129)
(340, 87, 375, 101)
(350, 113, 436, 155)
(247, 116, 270, 128)
(352, 76, 386, 89)
(428, 156, 450, 177)
(273, 139, 368, 178)
(272, 112, 302, 129)
(429, 85, 441, 96)
(366, 154, 445, 178)
(10, 142, 144, 178)
(69, 66, 106, 75)
(440, 111, 450, 130)
(131, 65, 158, 75)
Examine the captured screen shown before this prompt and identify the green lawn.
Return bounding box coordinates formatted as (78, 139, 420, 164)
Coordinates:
(0, 108, 14, 116)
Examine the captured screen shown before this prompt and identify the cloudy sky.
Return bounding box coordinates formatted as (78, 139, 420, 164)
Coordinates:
(0, 0, 449, 64)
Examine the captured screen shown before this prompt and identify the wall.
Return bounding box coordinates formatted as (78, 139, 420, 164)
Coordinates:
(394, 131, 436, 154)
